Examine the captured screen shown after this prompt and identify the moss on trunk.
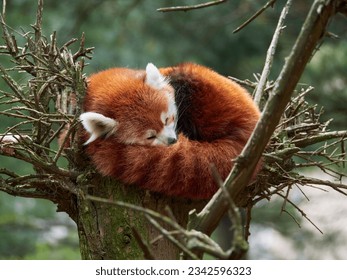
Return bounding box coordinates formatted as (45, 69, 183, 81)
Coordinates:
(75, 175, 205, 259)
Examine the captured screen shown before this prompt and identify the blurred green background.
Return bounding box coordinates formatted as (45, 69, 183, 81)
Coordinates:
(0, 0, 346, 259)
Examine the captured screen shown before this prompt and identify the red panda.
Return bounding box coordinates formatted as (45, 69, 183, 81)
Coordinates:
(80, 63, 261, 199)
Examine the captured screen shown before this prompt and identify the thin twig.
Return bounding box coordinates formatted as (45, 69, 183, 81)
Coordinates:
(293, 131, 347, 148)
(157, 0, 227, 13)
(254, 0, 292, 106)
(131, 227, 156, 260)
(145, 214, 199, 260)
(210, 164, 248, 258)
(277, 192, 323, 234)
(228, 76, 257, 89)
(233, 0, 278, 33)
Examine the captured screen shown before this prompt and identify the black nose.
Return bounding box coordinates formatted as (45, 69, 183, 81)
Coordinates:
(167, 137, 177, 145)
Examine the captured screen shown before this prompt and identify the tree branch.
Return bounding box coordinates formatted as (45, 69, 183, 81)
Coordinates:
(191, 0, 341, 237)
(157, 0, 227, 13)
(277, 192, 323, 234)
(233, 0, 278, 33)
(293, 131, 347, 147)
(0, 0, 91, 202)
(253, 0, 291, 106)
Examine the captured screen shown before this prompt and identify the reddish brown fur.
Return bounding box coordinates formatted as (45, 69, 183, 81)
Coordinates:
(83, 63, 261, 199)
(85, 68, 174, 144)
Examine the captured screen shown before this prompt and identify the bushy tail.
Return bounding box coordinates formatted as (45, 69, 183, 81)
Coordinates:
(87, 134, 254, 199)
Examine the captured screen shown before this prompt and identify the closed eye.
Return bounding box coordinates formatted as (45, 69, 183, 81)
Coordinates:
(146, 130, 157, 140)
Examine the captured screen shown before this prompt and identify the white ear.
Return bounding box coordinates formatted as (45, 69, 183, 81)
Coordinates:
(145, 63, 168, 90)
(79, 112, 118, 145)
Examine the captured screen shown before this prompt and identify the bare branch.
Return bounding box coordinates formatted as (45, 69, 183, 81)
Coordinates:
(277, 192, 323, 234)
(300, 177, 347, 194)
(131, 227, 156, 260)
(233, 0, 278, 33)
(192, 0, 341, 237)
(157, 0, 227, 13)
(0, 0, 92, 202)
(253, 0, 291, 106)
(2, 0, 6, 19)
(209, 165, 248, 258)
(145, 214, 200, 260)
(33, 0, 43, 42)
(293, 131, 347, 148)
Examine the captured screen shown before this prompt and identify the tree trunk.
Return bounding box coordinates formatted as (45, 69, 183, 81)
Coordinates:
(74, 176, 206, 259)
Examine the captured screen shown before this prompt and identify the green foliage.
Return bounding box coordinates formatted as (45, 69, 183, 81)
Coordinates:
(304, 41, 347, 130)
(0, 193, 80, 259)
(24, 237, 81, 260)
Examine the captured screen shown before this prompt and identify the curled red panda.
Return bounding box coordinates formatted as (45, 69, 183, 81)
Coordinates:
(80, 63, 260, 199)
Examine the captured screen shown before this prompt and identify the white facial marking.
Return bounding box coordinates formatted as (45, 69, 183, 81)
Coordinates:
(167, 95, 177, 119)
(145, 63, 169, 90)
(153, 111, 177, 146)
(163, 123, 177, 139)
(161, 91, 177, 124)
(80, 112, 118, 145)
(153, 125, 177, 146)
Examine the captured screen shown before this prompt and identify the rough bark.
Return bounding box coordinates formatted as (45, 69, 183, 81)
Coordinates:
(74, 176, 205, 259)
